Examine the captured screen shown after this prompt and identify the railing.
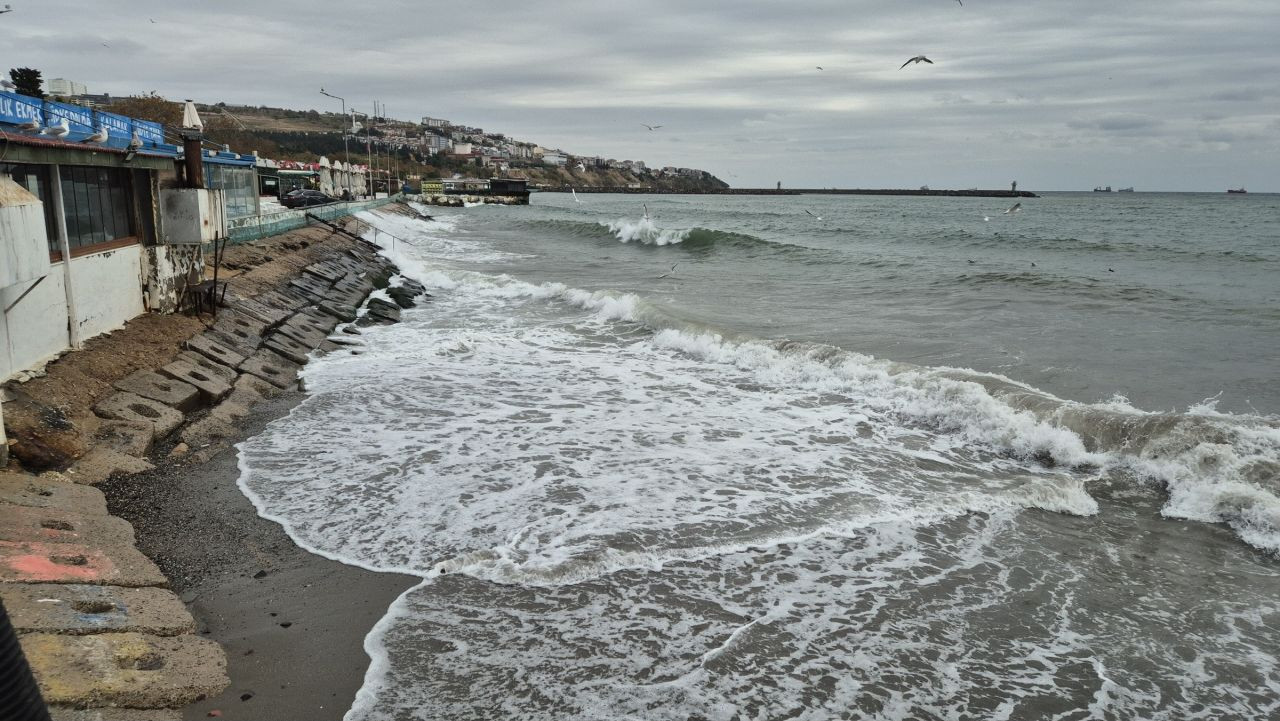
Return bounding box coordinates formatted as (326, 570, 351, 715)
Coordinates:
(226, 194, 403, 244)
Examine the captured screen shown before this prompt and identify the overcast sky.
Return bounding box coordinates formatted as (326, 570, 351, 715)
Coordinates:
(3, 1, 1278, 190)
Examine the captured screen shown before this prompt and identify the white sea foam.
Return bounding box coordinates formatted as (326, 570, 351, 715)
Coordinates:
(233, 207, 1280, 721)
(603, 216, 691, 245)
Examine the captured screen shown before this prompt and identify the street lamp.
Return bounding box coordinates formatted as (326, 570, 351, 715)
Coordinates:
(319, 88, 349, 196)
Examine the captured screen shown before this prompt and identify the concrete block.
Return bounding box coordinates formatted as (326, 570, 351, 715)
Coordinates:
(317, 301, 359, 322)
(355, 313, 397, 327)
(1, 583, 195, 636)
(302, 310, 340, 334)
(275, 315, 328, 347)
(263, 333, 315, 365)
(303, 259, 346, 282)
(93, 393, 184, 439)
(326, 287, 369, 308)
(184, 333, 246, 370)
(256, 289, 310, 312)
(92, 420, 154, 458)
(0, 471, 109, 515)
(158, 360, 232, 404)
(288, 275, 330, 302)
(65, 447, 155, 485)
(0, 505, 136, 546)
(229, 296, 290, 328)
(175, 351, 237, 384)
(49, 707, 181, 721)
(20, 632, 228, 708)
(205, 329, 258, 361)
(0, 540, 168, 587)
(238, 350, 300, 389)
(112, 370, 201, 414)
(179, 414, 238, 451)
(211, 310, 267, 345)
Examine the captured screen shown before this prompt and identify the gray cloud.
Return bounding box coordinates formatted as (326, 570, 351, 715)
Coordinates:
(1, 0, 1277, 190)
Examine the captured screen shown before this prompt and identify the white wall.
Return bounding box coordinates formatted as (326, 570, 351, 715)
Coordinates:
(0, 267, 70, 380)
(69, 245, 146, 342)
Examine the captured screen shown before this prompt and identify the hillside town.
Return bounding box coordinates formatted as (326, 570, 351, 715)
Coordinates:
(31, 73, 727, 195)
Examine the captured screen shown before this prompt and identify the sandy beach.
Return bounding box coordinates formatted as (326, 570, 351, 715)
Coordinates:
(102, 389, 418, 721)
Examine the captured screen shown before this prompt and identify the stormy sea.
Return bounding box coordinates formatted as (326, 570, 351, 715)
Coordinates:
(237, 192, 1280, 720)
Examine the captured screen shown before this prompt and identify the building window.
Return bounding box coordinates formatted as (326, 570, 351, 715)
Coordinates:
(59, 165, 136, 255)
(204, 164, 257, 219)
(1, 162, 59, 256)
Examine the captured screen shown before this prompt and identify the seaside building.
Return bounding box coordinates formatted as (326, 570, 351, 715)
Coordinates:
(0, 90, 200, 380)
(421, 116, 449, 128)
(46, 78, 89, 97)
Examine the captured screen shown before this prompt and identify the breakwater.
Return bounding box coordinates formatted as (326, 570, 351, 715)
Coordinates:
(539, 186, 1039, 198)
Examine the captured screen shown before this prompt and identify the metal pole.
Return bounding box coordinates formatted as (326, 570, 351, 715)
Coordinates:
(320, 89, 349, 195)
(49, 165, 81, 349)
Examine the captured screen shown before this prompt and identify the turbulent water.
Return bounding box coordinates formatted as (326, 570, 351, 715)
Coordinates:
(237, 193, 1280, 720)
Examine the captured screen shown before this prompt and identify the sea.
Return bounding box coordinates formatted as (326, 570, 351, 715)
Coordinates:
(236, 191, 1280, 720)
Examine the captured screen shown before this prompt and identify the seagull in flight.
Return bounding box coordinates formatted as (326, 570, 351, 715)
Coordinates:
(643, 203, 651, 221)
(805, 209, 823, 221)
(657, 263, 679, 279)
(641, 124, 663, 131)
(900, 55, 933, 70)
(1003, 202, 1021, 214)
(816, 66, 823, 70)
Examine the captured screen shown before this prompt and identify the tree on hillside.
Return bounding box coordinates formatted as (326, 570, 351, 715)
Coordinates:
(8, 68, 45, 99)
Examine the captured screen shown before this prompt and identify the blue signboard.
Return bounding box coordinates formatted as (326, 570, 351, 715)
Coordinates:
(133, 119, 164, 144)
(43, 100, 95, 134)
(95, 110, 133, 141)
(0, 90, 44, 126)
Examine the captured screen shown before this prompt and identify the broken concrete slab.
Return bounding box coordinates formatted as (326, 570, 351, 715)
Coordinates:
(92, 393, 184, 439)
(65, 447, 155, 486)
(112, 370, 201, 414)
(263, 333, 316, 365)
(0, 504, 137, 546)
(21, 632, 228, 708)
(184, 333, 246, 370)
(179, 415, 238, 453)
(303, 259, 346, 283)
(158, 360, 232, 405)
(238, 350, 301, 390)
(174, 351, 237, 384)
(0, 539, 168, 587)
(1, 583, 195, 636)
(0, 472, 109, 515)
(92, 420, 154, 458)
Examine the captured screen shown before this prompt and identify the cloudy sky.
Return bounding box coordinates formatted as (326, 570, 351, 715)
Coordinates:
(3, 1, 1277, 190)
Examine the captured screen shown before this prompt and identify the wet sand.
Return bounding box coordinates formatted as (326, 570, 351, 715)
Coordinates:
(103, 391, 418, 721)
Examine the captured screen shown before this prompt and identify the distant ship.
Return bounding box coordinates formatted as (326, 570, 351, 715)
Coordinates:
(1094, 186, 1113, 192)
(1117, 187, 1134, 193)
(1227, 188, 1247, 194)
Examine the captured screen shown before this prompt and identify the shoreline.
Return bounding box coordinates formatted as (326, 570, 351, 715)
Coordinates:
(102, 389, 418, 721)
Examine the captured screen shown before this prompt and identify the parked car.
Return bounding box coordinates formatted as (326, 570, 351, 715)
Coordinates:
(281, 189, 336, 208)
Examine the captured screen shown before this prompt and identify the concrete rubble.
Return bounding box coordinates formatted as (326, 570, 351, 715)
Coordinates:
(0, 210, 427, 717)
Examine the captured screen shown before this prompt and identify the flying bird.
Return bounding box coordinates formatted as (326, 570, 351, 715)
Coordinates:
(816, 66, 823, 70)
(571, 187, 582, 203)
(641, 124, 663, 131)
(900, 56, 934, 70)
(42, 118, 70, 138)
(1003, 202, 1021, 214)
(657, 263, 679, 279)
(150, 18, 157, 23)
(643, 203, 650, 220)
(805, 209, 823, 221)
(82, 125, 109, 144)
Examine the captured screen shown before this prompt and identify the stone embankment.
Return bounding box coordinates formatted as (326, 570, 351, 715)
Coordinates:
(0, 206, 427, 719)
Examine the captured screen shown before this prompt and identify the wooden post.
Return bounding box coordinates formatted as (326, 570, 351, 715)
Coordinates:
(182, 131, 205, 189)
